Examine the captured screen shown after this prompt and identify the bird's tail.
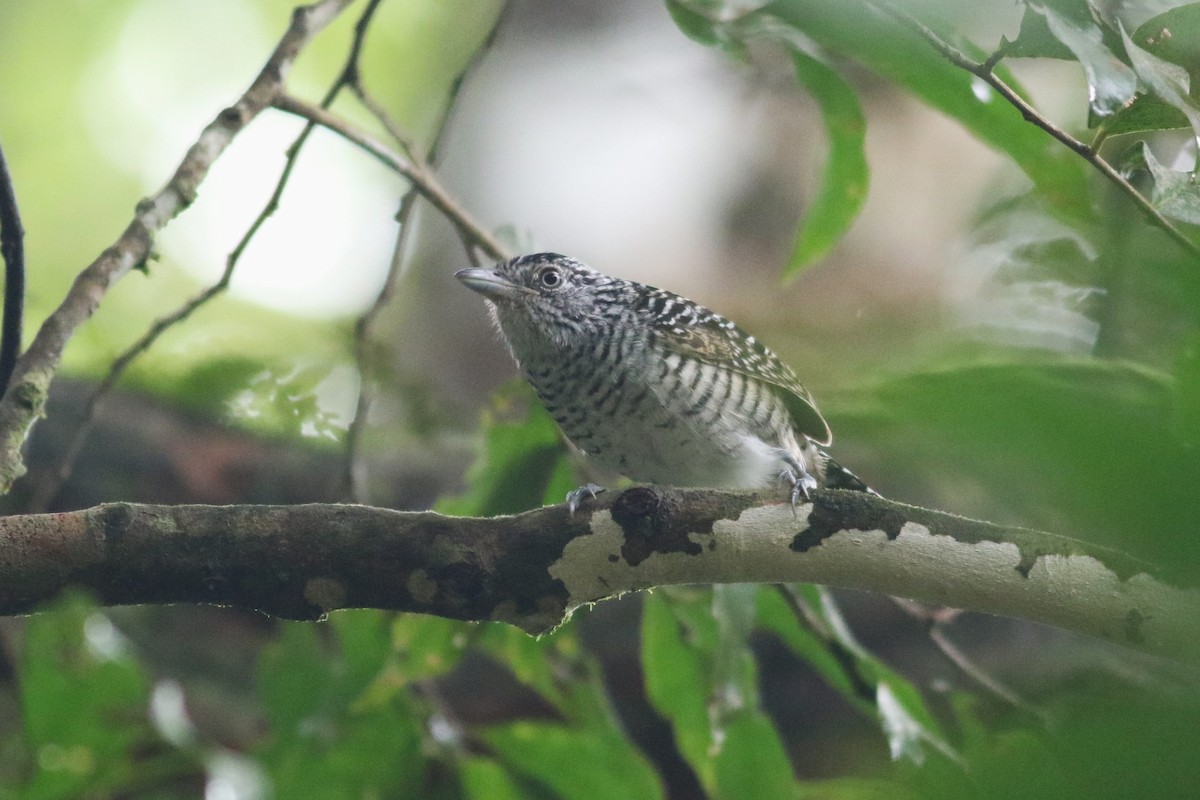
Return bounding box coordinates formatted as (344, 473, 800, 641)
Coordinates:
(816, 450, 876, 495)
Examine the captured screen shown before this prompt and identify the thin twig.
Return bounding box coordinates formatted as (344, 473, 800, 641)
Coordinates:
(890, 598, 1045, 720)
(28, 0, 383, 511)
(0, 143, 24, 395)
(271, 94, 508, 260)
(875, 1, 1200, 261)
(342, 7, 511, 502)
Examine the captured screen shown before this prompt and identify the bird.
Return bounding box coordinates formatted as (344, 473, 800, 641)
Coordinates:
(455, 253, 871, 511)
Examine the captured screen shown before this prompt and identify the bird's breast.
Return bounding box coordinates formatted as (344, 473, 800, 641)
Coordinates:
(522, 343, 797, 488)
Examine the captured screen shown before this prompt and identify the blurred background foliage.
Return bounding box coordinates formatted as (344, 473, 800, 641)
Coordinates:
(0, 0, 1199, 797)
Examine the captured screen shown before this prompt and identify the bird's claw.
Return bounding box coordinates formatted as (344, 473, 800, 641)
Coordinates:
(780, 466, 817, 514)
(566, 483, 606, 514)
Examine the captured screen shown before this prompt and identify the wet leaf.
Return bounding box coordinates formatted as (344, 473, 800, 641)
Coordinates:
(1037, 4, 1137, 118)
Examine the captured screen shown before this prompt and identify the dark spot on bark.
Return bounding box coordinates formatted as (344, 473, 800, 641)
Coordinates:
(429, 560, 487, 610)
(1015, 551, 1038, 578)
(608, 554, 620, 563)
(1125, 608, 1146, 644)
(613, 486, 660, 520)
(792, 492, 908, 552)
(11, 381, 39, 412)
(610, 487, 704, 566)
(218, 106, 245, 128)
(99, 503, 132, 547)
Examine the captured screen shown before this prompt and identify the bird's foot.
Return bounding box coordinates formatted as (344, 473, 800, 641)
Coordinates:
(779, 460, 817, 513)
(566, 483, 606, 514)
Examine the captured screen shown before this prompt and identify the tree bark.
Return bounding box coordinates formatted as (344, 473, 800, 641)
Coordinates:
(1, 486, 1195, 664)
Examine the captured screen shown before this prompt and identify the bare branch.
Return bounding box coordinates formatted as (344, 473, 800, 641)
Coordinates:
(1, 487, 1195, 665)
(0, 0, 358, 494)
(271, 94, 509, 261)
(892, 597, 1045, 719)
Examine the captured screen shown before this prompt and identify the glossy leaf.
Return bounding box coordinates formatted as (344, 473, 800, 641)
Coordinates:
(1096, 93, 1190, 138)
(1121, 23, 1200, 141)
(784, 48, 869, 277)
(1038, 4, 1137, 118)
(665, 0, 722, 47)
(1140, 141, 1200, 224)
(1174, 330, 1200, 447)
(643, 589, 798, 797)
(710, 584, 760, 720)
(764, 0, 1091, 218)
(1131, 3, 1200, 82)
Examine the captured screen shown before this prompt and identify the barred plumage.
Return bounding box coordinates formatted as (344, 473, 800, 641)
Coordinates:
(456, 253, 869, 509)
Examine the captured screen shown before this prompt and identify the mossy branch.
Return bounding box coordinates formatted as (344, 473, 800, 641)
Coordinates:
(1, 487, 1195, 664)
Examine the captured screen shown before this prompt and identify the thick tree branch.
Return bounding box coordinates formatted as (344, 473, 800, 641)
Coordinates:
(0, 487, 1194, 664)
(0, 0, 356, 494)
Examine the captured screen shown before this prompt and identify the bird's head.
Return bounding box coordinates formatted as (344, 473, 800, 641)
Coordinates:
(456, 253, 630, 355)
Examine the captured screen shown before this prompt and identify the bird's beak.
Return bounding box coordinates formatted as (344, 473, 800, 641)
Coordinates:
(454, 268, 536, 301)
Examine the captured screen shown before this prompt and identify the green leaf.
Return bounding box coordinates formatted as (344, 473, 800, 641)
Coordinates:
(476, 624, 569, 710)
(665, 0, 722, 47)
(712, 709, 796, 800)
(1001, 1, 1077, 59)
(764, 0, 1091, 219)
(811, 587, 956, 764)
(1096, 93, 1191, 138)
(438, 380, 569, 516)
(391, 613, 472, 681)
(1037, 4, 1137, 118)
(1131, 3, 1200, 83)
(460, 757, 528, 800)
(483, 718, 663, 800)
(643, 589, 797, 796)
(17, 595, 167, 800)
(784, 48, 868, 276)
(1173, 330, 1200, 447)
(256, 622, 425, 799)
(641, 591, 716, 788)
(1140, 141, 1200, 223)
(1121, 22, 1200, 141)
(756, 587, 874, 714)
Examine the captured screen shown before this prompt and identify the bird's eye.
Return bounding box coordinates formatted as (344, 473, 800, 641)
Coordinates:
(537, 266, 564, 289)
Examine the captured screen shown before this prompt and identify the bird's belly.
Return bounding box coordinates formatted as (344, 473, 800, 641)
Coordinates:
(585, 421, 785, 488)
(537, 361, 792, 489)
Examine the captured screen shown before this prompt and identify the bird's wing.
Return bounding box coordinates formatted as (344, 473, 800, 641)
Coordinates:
(639, 288, 832, 445)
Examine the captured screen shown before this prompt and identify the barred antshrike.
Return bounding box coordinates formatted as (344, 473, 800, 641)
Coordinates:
(456, 253, 869, 511)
